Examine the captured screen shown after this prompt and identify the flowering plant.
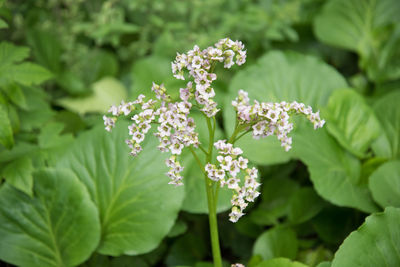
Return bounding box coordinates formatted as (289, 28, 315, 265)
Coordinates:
(104, 38, 324, 266)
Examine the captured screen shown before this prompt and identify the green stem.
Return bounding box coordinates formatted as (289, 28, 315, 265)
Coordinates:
(205, 116, 222, 267)
(198, 144, 208, 156)
(205, 176, 222, 267)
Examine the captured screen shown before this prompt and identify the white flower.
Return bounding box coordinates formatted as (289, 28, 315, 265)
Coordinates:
(237, 156, 248, 169)
(229, 206, 245, 223)
(170, 142, 184, 155)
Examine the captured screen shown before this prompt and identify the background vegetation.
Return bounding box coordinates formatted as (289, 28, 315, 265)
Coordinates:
(0, 0, 399, 266)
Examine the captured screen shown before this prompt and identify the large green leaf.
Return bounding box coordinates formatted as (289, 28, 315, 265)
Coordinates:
(58, 77, 127, 115)
(292, 125, 378, 213)
(372, 91, 400, 159)
(253, 226, 298, 261)
(0, 169, 100, 267)
(324, 89, 381, 158)
(255, 258, 309, 267)
(314, 0, 400, 82)
(331, 207, 400, 267)
(369, 160, 400, 208)
(224, 51, 346, 165)
(57, 122, 184, 256)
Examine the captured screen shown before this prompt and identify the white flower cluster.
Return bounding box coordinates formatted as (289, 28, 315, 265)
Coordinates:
(231, 264, 245, 267)
(103, 82, 200, 186)
(205, 140, 260, 223)
(232, 90, 325, 151)
(172, 38, 246, 117)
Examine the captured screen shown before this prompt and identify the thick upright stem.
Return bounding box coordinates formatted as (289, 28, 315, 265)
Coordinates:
(205, 117, 222, 267)
(205, 179, 222, 267)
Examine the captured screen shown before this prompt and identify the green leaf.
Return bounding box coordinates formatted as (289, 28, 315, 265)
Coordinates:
(5, 62, 53, 86)
(0, 42, 52, 86)
(314, 0, 400, 82)
(0, 103, 13, 149)
(165, 233, 207, 266)
(297, 247, 333, 267)
(2, 83, 27, 109)
(38, 122, 73, 150)
(331, 207, 400, 267)
(292, 125, 378, 213)
(167, 219, 188, 238)
(130, 56, 185, 100)
(253, 226, 298, 261)
(324, 89, 381, 158)
(224, 51, 346, 165)
(58, 77, 127, 114)
(312, 207, 360, 245)
(1, 156, 33, 196)
(288, 187, 325, 224)
(255, 258, 309, 267)
(0, 18, 7, 29)
(18, 86, 54, 131)
(372, 90, 400, 159)
(72, 49, 119, 86)
(369, 160, 400, 208)
(0, 42, 29, 66)
(57, 122, 184, 256)
(0, 168, 100, 267)
(250, 177, 299, 225)
(26, 28, 62, 74)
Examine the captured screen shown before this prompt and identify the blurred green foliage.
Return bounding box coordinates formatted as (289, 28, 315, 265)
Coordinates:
(0, 0, 400, 266)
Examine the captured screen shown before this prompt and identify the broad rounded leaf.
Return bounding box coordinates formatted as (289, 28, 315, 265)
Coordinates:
(58, 77, 127, 114)
(57, 122, 184, 256)
(324, 89, 381, 157)
(224, 51, 346, 165)
(332, 207, 400, 267)
(253, 226, 298, 261)
(292, 125, 378, 213)
(314, 0, 400, 82)
(255, 258, 309, 267)
(0, 168, 100, 267)
(372, 90, 400, 159)
(314, 0, 400, 55)
(369, 160, 400, 208)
